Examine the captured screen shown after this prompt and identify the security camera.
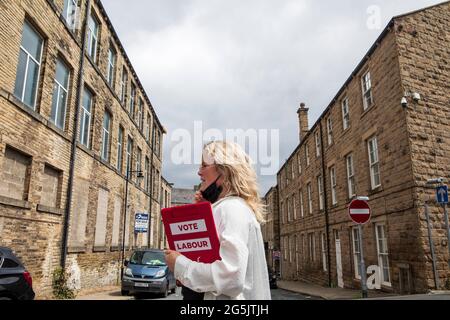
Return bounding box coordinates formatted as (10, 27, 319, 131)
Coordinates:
(412, 92, 421, 102)
(426, 178, 444, 184)
(401, 97, 408, 108)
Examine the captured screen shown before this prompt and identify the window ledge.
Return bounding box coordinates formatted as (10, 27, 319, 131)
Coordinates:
(5, 92, 47, 124)
(368, 186, 383, 196)
(46, 121, 71, 142)
(67, 247, 86, 254)
(85, 53, 99, 72)
(95, 155, 115, 172)
(37, 204, 63, 215)
(360, 103, 377, 119)
(0, 195, 31, 210)
(342, 127, 351, 135)
(77, 142, 95, 157)
(111, 246, 120, 252)
(93, 246, 107, 252)
(1, 88, 72, 143)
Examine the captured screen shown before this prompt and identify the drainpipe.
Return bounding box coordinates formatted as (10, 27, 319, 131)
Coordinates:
(147, 122, 155, 248)
(319, 121, 332, 287)
(60, 0, 91, 269)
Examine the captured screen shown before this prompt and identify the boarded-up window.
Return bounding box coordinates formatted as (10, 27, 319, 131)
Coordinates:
(111, 196, 121, 247)
(94, 188, 109, 247)
(125, 207, 131, 247)
(0, 146, 31, 200)
(68, 178, 90, 248)
(41, 165, 61, 208)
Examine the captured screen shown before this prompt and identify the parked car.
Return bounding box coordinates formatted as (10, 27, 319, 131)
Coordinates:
(0, 247, 35, 300)
(268, 268, 278, 289)
(121, 249, 177, 297)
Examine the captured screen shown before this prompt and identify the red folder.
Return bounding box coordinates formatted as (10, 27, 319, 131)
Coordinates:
(161, 202, 221, 264)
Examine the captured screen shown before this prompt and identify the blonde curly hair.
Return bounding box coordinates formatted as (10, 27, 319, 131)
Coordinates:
(202, 140, 266, 223)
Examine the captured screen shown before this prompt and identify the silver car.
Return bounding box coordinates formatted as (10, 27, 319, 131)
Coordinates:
(121, 249, 177, 298)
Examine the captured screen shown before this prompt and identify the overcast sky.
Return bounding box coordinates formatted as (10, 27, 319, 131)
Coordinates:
(102, 0, 442, 195)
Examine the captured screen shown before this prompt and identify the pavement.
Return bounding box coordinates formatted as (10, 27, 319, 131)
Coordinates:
(74, 285, 130, 300)
(277, 280, 450, 300)
(276, 280, 398, 300)
(74, 282, 389, 300)
(74, 285, 184, 300)
(73, 281, 450, 300)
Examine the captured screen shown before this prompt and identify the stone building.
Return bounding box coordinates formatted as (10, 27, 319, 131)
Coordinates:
(261, 186, 280, 275)
(156, 177, 172, 250)
(0, 0, 166, 298)
(171, 187, 197, 207)
(276, 2, 450, 294)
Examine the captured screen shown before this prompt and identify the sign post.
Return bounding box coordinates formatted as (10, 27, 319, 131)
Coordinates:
(134, 212, 149, 233)
(349, 198, 371, 298)
(425, 203, 440, 289)
(436, 185, 449, 267)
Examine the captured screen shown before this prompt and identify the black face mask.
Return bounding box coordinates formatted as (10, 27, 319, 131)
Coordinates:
(201, 175, 223, 204)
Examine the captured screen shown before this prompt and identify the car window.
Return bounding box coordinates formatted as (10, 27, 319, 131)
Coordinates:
(130, 251, 166, 266)
(0, 258, 20, 268)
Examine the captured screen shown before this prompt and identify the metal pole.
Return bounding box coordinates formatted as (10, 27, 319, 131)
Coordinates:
(443, 203, 450, 268)
(358, 224, 368, 298)
(120, 175, 129, 280)
(121, 155, 133, 280)
(425, 203, 440, 289)
(319, 122, 332, 287)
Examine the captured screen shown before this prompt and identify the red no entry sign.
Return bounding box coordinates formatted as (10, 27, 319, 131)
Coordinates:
(348, 199, 371, 224)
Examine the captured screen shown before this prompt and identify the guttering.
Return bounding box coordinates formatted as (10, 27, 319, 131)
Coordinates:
(60, 0, 91, 269)
(319, 122, 332, 287)
(148, 125, 155, 248)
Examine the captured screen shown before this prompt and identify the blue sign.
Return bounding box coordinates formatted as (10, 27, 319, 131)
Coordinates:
(134, 213, 149, 233)
(436, 186, 448, 204)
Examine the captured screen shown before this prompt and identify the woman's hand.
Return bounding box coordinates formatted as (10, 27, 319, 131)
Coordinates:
(164, 250, 181, 273)
(194, 191, 205, 203)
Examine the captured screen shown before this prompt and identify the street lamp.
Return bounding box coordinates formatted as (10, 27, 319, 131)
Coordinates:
(120, 157, 144, 280)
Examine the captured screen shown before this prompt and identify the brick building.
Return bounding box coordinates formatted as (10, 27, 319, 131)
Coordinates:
(0, 0, 166, 298)
(273, 2, 450, 294)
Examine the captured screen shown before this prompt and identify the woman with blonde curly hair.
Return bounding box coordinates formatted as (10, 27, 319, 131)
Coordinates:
(165, 140, 271, 300)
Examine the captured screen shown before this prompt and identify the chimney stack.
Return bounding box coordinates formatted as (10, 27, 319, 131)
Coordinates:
(297, 102, 309, 143)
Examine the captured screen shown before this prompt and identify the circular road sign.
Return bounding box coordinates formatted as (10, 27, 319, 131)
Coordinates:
(348, 199, 371, 224)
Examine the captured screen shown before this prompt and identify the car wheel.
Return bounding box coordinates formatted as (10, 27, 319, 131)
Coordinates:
(121, 289, 129, 296)
(162, 283, 169, 298)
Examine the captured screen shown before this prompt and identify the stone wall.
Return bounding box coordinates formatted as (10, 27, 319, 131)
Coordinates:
(0, 0, 165, 298)
(395, 1, 450, 290)
(275, 3, 450, 293)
